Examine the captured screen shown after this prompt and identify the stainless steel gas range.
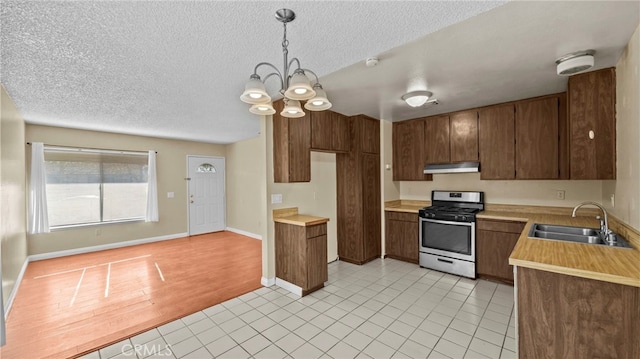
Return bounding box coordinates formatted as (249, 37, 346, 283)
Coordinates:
(419, 190, 484, 278)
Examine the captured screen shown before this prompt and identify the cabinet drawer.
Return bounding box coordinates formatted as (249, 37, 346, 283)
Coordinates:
(477, 219, 526, 234)
(386, 211, 418, 222)
(306, 224, 327, 238)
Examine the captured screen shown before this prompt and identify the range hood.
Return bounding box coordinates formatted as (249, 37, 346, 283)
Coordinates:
(423, 162, 480, 174)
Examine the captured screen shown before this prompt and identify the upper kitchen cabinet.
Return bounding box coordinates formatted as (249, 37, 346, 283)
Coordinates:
(424, 111, 478, 164)
(424, 115, 450, 164)
(478, 104, 516, 180)
(478, 94, 566, 180)
(568, 67, 616, 179)
(515, 95, 561, 179)
(392, 119, 431, 181)
(450, 111, 479, 162)
(310, 110, 350, 153)
(358, 114, 380, 154)
(273, 100, 311, 183)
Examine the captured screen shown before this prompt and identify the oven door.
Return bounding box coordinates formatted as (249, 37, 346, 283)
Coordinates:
(419, 218, 475, 262)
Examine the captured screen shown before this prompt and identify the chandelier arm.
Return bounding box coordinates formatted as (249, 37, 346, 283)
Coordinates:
(262, 72, 284, 91)
(300, 68, 320, 84)
(253, 62, 282, 78)
(287, 58, 302, 74)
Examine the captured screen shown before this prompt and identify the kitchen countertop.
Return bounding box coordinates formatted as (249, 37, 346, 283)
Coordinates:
(384, 200, 429, 213)
(479, 206, 640, 288)
(273, 207, 329, 227)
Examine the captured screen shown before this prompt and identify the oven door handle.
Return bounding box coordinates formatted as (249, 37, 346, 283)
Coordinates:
(420, 218, 474, 227)
(436, 258, 454, 264)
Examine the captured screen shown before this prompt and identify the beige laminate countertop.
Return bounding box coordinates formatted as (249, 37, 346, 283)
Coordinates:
(480, 210, 640, 288)
(384, 200, 429, 214)
(272, 207, 329, 227)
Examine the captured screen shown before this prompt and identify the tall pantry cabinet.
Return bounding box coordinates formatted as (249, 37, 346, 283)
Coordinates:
(337, 115, 381, 264)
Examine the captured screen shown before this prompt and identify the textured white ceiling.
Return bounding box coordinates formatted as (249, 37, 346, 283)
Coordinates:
(1, 1, 638, 144)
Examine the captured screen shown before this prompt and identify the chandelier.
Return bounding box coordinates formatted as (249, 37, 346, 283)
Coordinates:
(240, 9, 332, 118)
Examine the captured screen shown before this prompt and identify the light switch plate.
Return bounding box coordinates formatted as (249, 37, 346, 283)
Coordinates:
(167, 192, 174, 198)
(271, 194, 282, 204)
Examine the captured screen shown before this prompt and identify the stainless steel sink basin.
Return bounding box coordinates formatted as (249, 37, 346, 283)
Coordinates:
(534, 224, 599, 236)
(529, 223, 633, 249)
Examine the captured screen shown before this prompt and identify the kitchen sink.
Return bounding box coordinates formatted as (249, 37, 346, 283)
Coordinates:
(529, 223, 633, 249)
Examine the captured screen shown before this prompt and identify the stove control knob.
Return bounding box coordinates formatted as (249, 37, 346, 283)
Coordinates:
(459, 215, 466, 221)
(430, 213, 436, 218)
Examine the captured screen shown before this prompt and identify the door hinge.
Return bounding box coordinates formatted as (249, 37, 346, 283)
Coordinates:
(184, 177, 191, 181)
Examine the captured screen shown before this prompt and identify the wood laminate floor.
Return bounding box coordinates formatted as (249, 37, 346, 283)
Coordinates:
(1, 231, 262, 359)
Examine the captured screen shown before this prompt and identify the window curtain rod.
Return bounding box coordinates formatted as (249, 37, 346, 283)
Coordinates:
(26, 142, 157, 156)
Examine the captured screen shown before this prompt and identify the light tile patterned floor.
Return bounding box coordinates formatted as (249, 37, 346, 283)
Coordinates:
(82, 259, 517, 359)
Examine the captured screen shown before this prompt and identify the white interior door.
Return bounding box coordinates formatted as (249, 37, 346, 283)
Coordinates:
(187, 156, 225, 235)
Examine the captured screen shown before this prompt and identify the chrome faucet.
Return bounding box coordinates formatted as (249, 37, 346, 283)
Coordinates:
(571, 201, 610, 241)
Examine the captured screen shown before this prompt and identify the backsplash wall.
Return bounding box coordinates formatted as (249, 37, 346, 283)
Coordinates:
(400, 173, 603, 207)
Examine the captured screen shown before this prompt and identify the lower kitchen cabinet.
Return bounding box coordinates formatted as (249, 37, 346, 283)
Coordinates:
(476, 218, 525, 284)
(275, 222, 328, 296)
(385, 211, 419, 264)
(517, 267, 640, 358)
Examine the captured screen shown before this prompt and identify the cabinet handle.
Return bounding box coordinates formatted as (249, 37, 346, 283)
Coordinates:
(589, 130, 595, 140)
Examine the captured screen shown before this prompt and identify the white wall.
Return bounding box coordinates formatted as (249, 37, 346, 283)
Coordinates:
(0, 85, 28, 305)
(603, 23, 640, 230)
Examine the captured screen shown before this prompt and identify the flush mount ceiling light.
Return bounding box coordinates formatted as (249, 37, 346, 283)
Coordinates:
(240, 9, 332, 118)
(556, 49, 596, 76)
(402, 91, 434, 107)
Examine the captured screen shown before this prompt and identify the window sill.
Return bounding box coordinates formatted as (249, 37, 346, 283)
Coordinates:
(50, 218, 146, 231)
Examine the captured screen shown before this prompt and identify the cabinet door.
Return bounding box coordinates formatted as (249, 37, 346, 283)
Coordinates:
(476, 230, 519, 282)
(479, 105, 515, 180)
(385, 218, 403, 258)
(450, 111, 479, 162)
(306, 234, 328, 290)
(392, 120, 429, 181)
(310, 111, 332, 151)
(362, 153, 381, 261)
(401, 219, 419, 262)
(516, 97, 559, 179)
(332, 112, 350, 152)
(425, 115, 450, 163)
(289, 113, 311, 181)
(569, 68, 616, 179)
(275, 223, 306, 286)
(361, 116, 380, 154)
(273, 100, 311, 183)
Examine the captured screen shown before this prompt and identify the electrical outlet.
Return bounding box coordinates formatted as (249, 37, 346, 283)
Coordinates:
(271, 194, 282, 204)
(167, 192, 174, 198)
(95, 228, 101, 236)
(556, 190, 565, 200)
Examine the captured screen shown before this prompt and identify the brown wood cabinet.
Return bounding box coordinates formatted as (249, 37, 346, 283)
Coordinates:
(275, 222, 328, 296)
(424, 115, 450, 164)
(568, 67, 616, 179)
(272, 100, 311, 183)
(476, 219, 525, 284)
(392, 119, 431, 181)
(385, 211, 419, 263)
(477, 93, 566, 180)
(337, 115, 381, 264)
(311, 110, 350, 153)
(517, 267, 640, 358)
(450, 111, 479, 162)
(478, 104, 516, 180)
(424, 111, 478, 165)
(515, 96, 560, 179)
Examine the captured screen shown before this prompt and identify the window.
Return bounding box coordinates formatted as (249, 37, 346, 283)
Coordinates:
(44, 147, 149, 228)
(196, 163, 216, 173)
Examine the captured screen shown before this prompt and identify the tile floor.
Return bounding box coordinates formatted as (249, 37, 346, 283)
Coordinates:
(81, 259, 517, 359)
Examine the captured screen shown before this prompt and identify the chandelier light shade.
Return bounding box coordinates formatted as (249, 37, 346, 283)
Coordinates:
(281, 99, 305, 118)
(240, 75, 271, 104)
(304, 84, 332, 111)
(402, 91, 433, 107)
(249, 102, 276, 115)
(240, 9, 332, 118)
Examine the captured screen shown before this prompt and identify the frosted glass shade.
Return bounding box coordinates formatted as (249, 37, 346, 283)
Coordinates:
(240, 77, 271, 104)
(249, 102, 276, 115)
(281, 100, 305, 118)
(304, 86, 332, 111)
(284, 71, 315, 100)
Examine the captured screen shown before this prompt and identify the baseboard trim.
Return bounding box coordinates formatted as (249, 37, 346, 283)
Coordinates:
(226, 227, 262, 240)
(29, 232, 189, 262)
(275, 277, 302, 297)
(4, 258, 29, 319)
(261, 277, 276, 287)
